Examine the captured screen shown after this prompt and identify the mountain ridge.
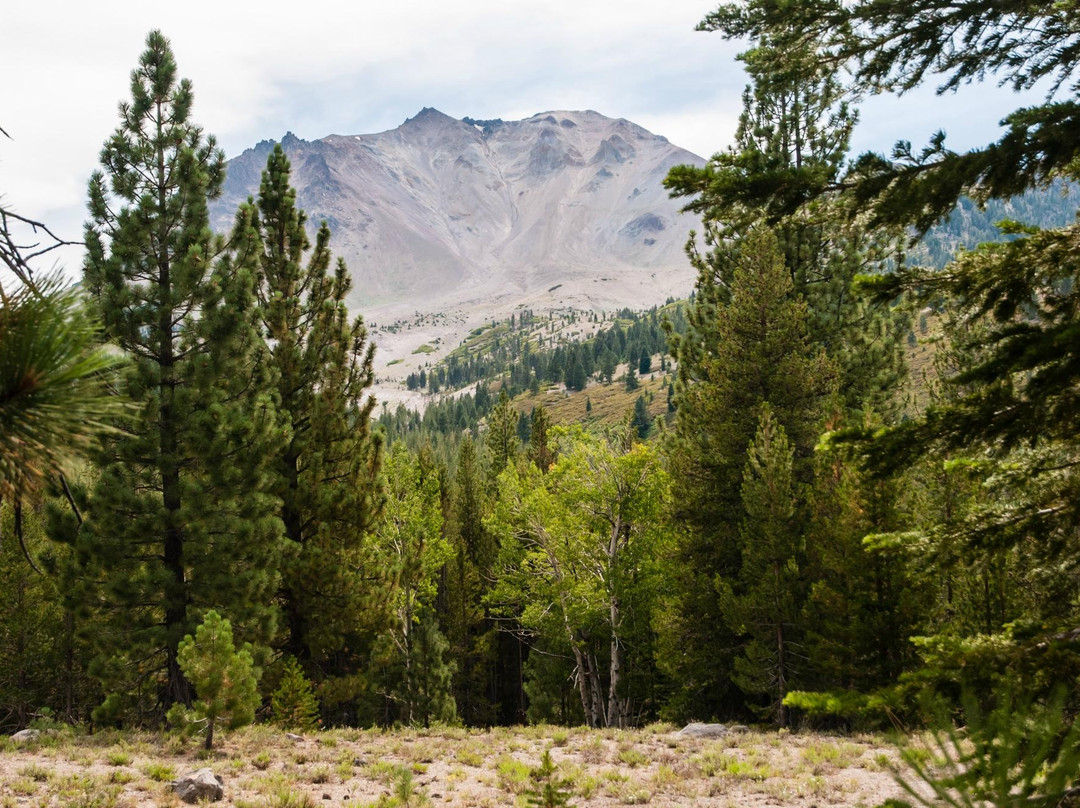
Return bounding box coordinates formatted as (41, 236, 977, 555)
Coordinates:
(213, 108, 704, 314)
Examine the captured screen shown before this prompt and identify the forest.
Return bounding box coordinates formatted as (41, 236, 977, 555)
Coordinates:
(3, 3, 1080, 803)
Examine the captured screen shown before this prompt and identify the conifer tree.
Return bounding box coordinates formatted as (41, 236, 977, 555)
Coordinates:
(248, 144, 384, 688)
(666, 23, 907, 415)
(168, 610, 259, 750)
(270, 657, 320, 731)
(63, 31, 283, 719)
(528, 405, 555, 472)
(718, 406, 801, 725)
(659, 229, 834, 719)
(486, 391, 519, 481)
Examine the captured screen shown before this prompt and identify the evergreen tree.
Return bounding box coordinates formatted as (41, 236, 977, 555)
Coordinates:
(486, 391, 519, 481)
(443, 438, 497, 725)
(718, 406, 801, 725)
(659, 229, 834, 719)
(631, 395, 653, 439)
(528, 405, 555, 472)
(666, 17, 907, 415)
(599, 350, 618, 385)
(249, 145, 384, 687)
(168, 610, 259, 750)
(270, 656, 321, 731)
(565, 357, 587, 392)
(65, 31, 283, 720)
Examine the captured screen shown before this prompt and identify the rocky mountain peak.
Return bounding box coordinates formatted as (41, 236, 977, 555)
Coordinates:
(214, 109, 704, 314)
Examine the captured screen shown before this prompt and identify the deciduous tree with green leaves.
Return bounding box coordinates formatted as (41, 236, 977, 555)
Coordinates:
(489, 425, 671, 728)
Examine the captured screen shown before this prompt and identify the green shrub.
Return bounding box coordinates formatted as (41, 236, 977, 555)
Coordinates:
(270, 657, 320, 732)
(166, 610, 260, 750)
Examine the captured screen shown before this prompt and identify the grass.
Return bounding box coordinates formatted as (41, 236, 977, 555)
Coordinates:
(411, 343, 435, 354)
(510, 372, 670, 428)
(139, 761, 176, 782)
(0, 724, 904, 807)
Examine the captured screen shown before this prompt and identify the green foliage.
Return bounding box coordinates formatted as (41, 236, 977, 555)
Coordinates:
(270, 657, 320, 732)
(718, 406, 801, 725)
(68, 29, 284, 720)
(168, 611, 259, 749)
(372, 446, 457, 726)
(0, 276, 126, 503)
(250, 144, 385, 703)
(488, 425, 671, 727)
(527, 749, 574, 808)
(0, 499, 96, 730)
(660, 228, 835, 719)
(883, 688, 1080, 808)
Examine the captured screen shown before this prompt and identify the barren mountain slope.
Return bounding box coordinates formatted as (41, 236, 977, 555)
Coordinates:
(214, 108, 704, 403)
(216, 108, 703, 310)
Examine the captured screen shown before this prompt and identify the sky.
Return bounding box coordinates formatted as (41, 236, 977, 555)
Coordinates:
(1, 0, 1049, 277)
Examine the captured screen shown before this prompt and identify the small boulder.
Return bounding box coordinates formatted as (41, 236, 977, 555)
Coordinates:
(676, 722, 729, 739)
(10, 729, 41, 742)
(172, 768, 224, 804)
(285, 732, 304, 742)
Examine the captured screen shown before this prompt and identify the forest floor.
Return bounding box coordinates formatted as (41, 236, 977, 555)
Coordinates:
(0, 722, 910, 808)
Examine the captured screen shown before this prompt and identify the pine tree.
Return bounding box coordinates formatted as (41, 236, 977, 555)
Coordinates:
(666, 21, 907, 415)
(659, 229, 834, 719)
(270, 656, 320, 732)
(718, 406, 801, 725)
(528, 405, 555, 472)
(168, 611, 259, 750)
(486, 391, 519, 481)
(65, 31, 283, 720)
(443, 437, 497, 726)
(249, 144, 384, 687)
(631, 396, 653, 439)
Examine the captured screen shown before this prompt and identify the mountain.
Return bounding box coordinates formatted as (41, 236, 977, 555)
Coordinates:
(215, 108, 704, 314)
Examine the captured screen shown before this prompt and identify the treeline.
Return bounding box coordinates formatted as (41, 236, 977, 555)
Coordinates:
(405, 305, 684, 396)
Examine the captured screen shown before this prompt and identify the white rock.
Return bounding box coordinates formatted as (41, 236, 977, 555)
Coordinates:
(172, 768, 223, 804)
(676, 722, 730, 738)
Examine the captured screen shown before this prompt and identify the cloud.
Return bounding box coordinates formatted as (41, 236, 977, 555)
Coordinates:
(0, 0, 1047, 278)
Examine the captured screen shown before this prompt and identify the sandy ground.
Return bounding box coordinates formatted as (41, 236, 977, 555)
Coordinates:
(0, 724, 908, 808)
(362, 268, 687, 411)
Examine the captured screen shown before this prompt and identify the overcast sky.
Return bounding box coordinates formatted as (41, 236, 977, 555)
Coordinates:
(1, 0, 1046, 276)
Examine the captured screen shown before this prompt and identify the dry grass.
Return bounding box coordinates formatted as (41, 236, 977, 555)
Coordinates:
(0, 724, 906, 807)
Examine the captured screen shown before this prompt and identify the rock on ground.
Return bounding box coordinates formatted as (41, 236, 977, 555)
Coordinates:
(677, 722, 732, 738)
(172, 768, 224, 804)
(10, 729, 40, 742)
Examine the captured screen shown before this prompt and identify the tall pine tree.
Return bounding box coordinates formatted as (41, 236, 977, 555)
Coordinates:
(248, 145, 385, 699)
(63, 31, 283, 720)
(659, 229, 834, 720)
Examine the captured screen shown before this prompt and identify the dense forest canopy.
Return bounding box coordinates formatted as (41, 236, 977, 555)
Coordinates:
(2, 8, 1080, 801)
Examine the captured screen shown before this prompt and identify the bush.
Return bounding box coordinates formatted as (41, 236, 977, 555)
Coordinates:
(271, 657, 320, 731)
(167, 611, 260, 749)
